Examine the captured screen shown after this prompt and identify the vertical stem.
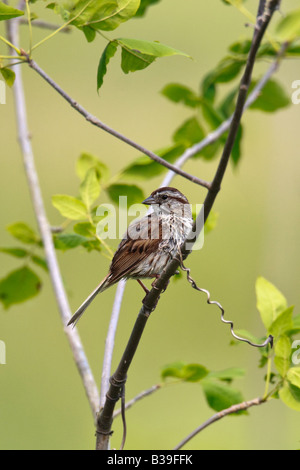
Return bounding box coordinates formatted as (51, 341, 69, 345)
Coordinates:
(6, 14, 100, 420)
(100, 280, 126, 409)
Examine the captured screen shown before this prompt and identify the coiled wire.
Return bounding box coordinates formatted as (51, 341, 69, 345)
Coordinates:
(177, 253, 273, 349)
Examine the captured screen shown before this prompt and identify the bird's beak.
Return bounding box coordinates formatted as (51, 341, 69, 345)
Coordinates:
(142, 195, 156, 205)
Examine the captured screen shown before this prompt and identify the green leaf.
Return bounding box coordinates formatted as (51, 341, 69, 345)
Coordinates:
(76, 152, 110, 182)
(0, 247, 48, 271)
(82, 239, 102, 252)
(202, 380, 245, 413)
(120, 144, 185, 180)
(82, 25, 96, 42)
(0, 2, 24, 20)
(80, 168, 101, 210)
(161, 361, 184, 380)
(269, 306, 294, 338)
(106, 183, 144, 206)
(54, 233, 90, 251)
(173, 117, 205, 150)
(286, 40, 300, 56)
(256, 277, 288, 331)
(119, 38, 190, 59)
(161, 362, 209, 382)
(219, 87, 238, 118)
(202, 57, 245, 88)
(97, 40, 118, 90)
(287, 368, 300, 389)
(120, 47, 155, 74)
(31, 255, 48, 272)
(276, 8, 300, 42)
(288, 314, 300, 335)
(69, 0, 141, 31)
(74, 222, 96, 237)
(229, 38, 252, 55)
(135, 0, 161, 16)
(161, 83, 200, 108)
(118, 38, 190, 75)
(249, 79, 290, 113)
(181, 364, 209, 382)
(0, 68, 15, 87)
(0, 247, 29, 258)
(201, 101, 224, 130)
(200, 140, 221, 161)
(0, 267, 41, 309)
(279, 382, 300, 411)
(274, 335, 292, 377)
(46, 1, 69, 20)
(52, 195, 88, 220)
(7, 222, 39, 245)
(206, 368, 245, 383)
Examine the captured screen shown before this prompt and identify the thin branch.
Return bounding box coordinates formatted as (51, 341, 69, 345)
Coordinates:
(23, 57, 211, 190)
(6, 15, 100, 421)
(100, 279, 126, 409)
(20, 19, 71, 32)
(202, 0, 280, 223)
(161, 41, 289, 187)
(113, 384, 161, 419)
(174, 397, 267, 450)
(95, 0, 280, 450)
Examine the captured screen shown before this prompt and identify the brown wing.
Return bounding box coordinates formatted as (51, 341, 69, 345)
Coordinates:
(108, 214, 161, 284)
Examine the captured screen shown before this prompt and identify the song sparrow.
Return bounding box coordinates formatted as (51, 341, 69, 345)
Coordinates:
(68, 187, 193, 326)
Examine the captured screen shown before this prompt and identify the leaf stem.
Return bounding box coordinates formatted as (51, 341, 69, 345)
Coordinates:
(25, 0, 32, 55)
(31, 0, 93, 52)
(0, 35, 21, 54)
(0, 55, 24, 60)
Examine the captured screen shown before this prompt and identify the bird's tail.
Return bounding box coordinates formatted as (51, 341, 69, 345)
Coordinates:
(67, 275, 110, 327)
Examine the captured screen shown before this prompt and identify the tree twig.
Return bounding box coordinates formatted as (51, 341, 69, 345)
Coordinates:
(174, 397, 267, 450)
(20, 18, 71, 32)
(95, 0, 280, 450)
(19, 57, 210, 190)
(100, 279, 126, 409)
(6, 13, 100, 421)
(113, 384, 161, 419)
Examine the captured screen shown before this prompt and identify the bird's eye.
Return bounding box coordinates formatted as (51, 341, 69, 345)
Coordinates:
(162, 195, 168, 200)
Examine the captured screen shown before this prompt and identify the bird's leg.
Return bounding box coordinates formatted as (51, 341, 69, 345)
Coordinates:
(137, 279, 150, 295)
(151, 274, 171, 293)
(151, 274, 160, 290)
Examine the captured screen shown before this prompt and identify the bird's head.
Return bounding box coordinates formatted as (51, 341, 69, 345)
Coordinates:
(142, 187, 191, 218)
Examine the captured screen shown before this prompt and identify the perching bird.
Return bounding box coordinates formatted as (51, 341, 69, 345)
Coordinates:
(68, 187, 193, 326)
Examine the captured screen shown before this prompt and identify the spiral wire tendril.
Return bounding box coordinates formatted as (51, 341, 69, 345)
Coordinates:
(176, 252, 273, 349)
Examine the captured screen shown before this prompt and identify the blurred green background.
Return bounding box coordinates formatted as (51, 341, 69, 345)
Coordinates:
(1, 0, 300, 450)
